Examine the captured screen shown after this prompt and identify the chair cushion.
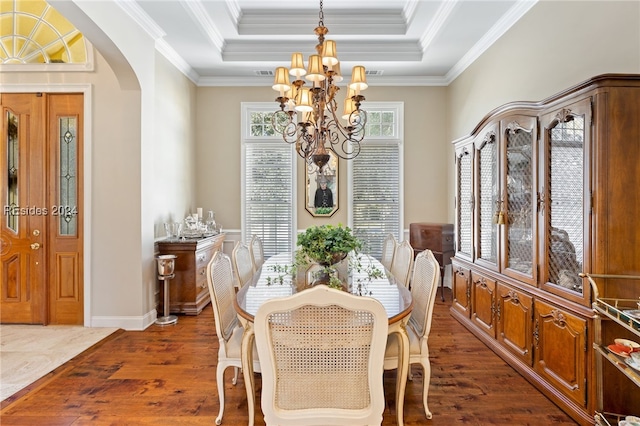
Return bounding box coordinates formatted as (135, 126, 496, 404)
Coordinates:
(226, 323, 259, 359)
(384, 326, 420, 358)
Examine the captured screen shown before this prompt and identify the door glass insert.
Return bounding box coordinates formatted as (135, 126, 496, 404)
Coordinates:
(505, 125, 533, 274)
(6, 110, 18, 233)
(59, 116, 77, 235)
(458, 151, 473, 256)
(477, 134, 498, 264)
(547, 115, 584, 294)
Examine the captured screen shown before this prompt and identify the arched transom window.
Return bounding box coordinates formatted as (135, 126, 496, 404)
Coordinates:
(0, 0, 88, 65)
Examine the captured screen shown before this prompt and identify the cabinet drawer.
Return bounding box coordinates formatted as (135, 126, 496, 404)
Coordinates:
(409, 223, 454, 252)
(195, 246, 214, 269)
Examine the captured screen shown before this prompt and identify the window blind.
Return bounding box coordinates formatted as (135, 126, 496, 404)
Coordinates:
(352, 143, 400, 259)
(244, 142, 294, 257)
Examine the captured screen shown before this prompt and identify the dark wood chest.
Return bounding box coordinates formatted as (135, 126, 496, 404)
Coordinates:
(409, 223, 454, 301)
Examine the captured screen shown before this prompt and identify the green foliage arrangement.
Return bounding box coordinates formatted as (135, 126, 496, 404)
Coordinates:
(264, 224, 385, 292)
(296, 224, 362, 265)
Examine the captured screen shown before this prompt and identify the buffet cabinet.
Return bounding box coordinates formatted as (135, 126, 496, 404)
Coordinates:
(409, 223, 454, 301)
(451, 75, 640, 425)
(156, 234, 225, 315)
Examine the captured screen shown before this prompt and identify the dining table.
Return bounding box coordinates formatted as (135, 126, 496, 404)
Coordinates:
(233, 252, 414, 426)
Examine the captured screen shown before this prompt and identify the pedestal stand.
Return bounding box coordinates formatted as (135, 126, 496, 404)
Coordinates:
(156, 273, 178, 325)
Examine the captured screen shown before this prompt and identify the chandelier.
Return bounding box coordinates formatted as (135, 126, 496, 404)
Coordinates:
(271, 0, 368, 171)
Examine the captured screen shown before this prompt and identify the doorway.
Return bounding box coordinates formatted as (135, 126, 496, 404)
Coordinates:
(1, 92, 84, 325)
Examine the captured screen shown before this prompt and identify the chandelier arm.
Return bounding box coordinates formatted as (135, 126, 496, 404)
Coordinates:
(271, 0, 369, 166)
(323, 120, 363, 160)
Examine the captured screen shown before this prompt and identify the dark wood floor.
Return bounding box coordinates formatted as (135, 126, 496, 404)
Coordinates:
(1, 289, 577, 425)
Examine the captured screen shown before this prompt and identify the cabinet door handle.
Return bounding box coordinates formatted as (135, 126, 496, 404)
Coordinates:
(197, 253, 206, 262)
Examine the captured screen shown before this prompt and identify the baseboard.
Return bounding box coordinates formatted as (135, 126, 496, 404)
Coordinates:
(90, 309, 157, 330)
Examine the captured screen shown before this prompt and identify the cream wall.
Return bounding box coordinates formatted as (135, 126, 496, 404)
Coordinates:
(195, 86, 449, 235)
(449, 1, 640, 141)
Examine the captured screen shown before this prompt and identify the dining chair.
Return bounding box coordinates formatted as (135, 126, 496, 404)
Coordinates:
(249, 234, 265, 273)
(381, 233, 397, 271)
(253, 284, 389, 426)
(384, 249, 440, 419)
(232, 241, 254, 289)
(390, 240, 414, 288)
(205, 251, 261, 426)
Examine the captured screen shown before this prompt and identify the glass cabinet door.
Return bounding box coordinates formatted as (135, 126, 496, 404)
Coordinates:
(539, 100, 590, 303)
(455, 144, 473, 260)
(501, 116, 537, 285)
(475, 129, 499, 270)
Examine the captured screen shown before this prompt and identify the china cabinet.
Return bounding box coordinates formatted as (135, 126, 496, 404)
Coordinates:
(155, 234, 225, 315)
(451, 74, 640, 425)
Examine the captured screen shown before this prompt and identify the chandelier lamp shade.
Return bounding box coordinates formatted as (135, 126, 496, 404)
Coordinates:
(271, 0, 368, 170)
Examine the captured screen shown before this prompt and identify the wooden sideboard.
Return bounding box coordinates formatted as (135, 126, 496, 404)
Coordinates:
(409, 223, 454, 301)
(155, 234, 225, 315)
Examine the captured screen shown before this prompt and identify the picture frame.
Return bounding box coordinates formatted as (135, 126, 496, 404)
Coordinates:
(305, 149, 339, 217)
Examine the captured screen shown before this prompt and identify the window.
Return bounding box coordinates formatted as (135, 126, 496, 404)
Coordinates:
(241, 103, 296, 256)
(349, 102, 403, 259)
(0, 0, 92, 70)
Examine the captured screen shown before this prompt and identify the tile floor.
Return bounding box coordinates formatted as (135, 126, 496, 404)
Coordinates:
(0, 324, 118, 401)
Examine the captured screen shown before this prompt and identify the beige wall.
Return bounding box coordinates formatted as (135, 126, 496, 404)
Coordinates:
(195, 86, 450, 234)
(448, 1, 640, 141)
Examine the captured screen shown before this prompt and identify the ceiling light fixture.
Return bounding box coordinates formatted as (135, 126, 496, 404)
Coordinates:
(271, 0, 368, 171)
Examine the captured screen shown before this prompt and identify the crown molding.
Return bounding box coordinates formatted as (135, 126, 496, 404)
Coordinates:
(222, 40, 422, 62)
(155, 39, 199, 84)
(238, 9, 406, 35)
(197, 74, 449, 87)
(419, 0, 458, 52)
(182, 0, 225, 51)
(445, 0, 538, 84)
(115, 0, 165, 40)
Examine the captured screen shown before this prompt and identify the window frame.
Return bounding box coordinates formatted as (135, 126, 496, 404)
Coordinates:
(348, 101, 404, 259)
(241, 102, 297, 255)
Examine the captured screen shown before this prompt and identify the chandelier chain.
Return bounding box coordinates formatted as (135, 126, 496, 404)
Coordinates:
(319, 0, 324, 27)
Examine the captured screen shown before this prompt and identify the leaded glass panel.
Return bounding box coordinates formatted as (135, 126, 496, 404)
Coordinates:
(505, 126, 533, 275)
(6, 110, 18, 233)
(458, 151, 473, 256)
(477, 135, 498, 264)
(547, 115, 584, 294)
(59, 117, 77, 235)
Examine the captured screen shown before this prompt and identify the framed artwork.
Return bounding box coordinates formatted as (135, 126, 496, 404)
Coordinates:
(306, 149, 338, 217)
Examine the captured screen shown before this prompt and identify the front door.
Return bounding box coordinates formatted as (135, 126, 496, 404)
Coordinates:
(1, 93, 84, 324)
